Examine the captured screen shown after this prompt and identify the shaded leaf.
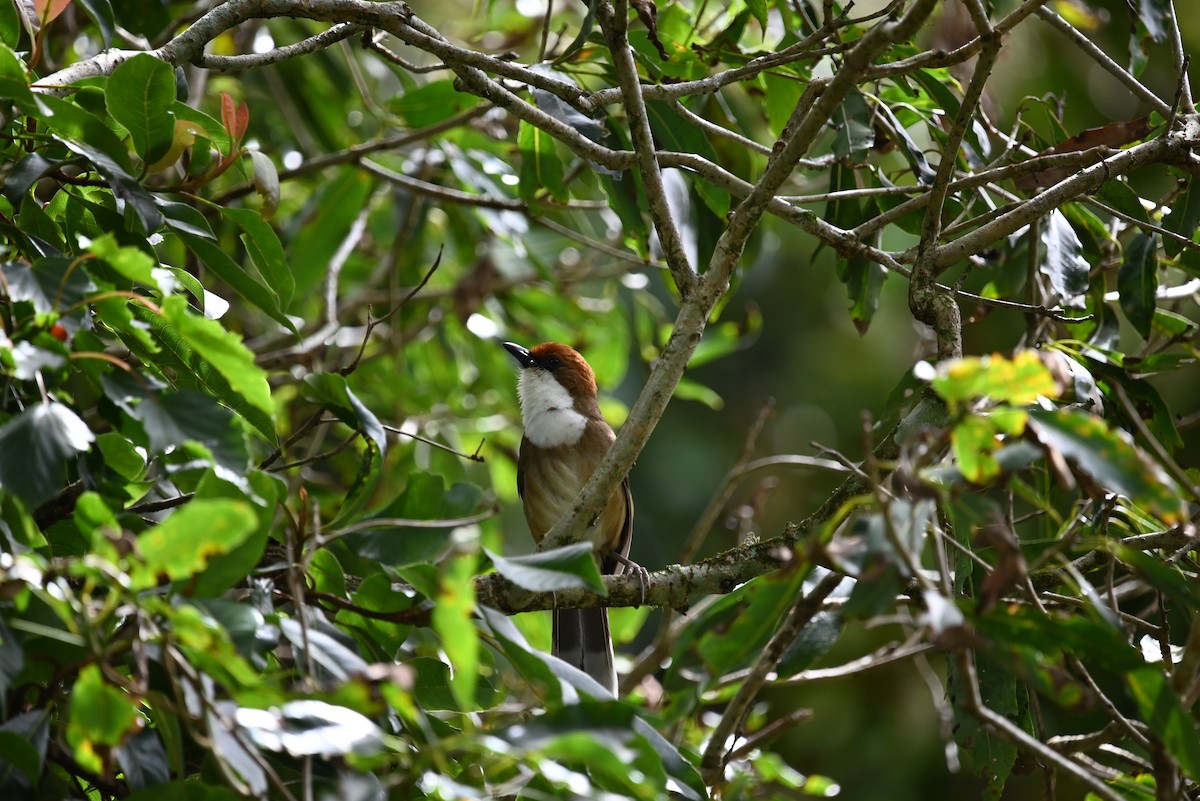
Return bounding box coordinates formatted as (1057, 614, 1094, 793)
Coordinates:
(0, 402, 94, 507)
(487, 542, 606, 594)
(1118, 232, 1158, 339)
(1126, 666, 1200, 779)
(235, 701, 382, 758)
(1027, 408, 1184, 522)
(832, 89, 874, 161)
(1162, 182, 1200, 258)
(303, 373, 386, 453)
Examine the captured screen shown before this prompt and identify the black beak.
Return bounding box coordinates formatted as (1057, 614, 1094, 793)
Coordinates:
(503, 341, 536, 368)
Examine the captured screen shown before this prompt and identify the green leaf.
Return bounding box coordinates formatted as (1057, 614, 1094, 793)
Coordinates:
(57, 138, 163, 232)
(433, 551, 478, 710)
(832, 89, 873, 161)
(645, 100, 729, 217)
(88, 232, 158, 286)
(160, 295, 275, 428)
(176, 231, 295, 333)
(744, 0, 767, 30)
(66, 665, 140, 774)
(286, 170, 374, 296)
(223, 207, 294, 311)
(1027, 408, 1184, 523)
(130, 389, 249, 473)
(1161, 182, 1200, 258)
(335, 573, 415, 659)
(0, 43, 33, 110)
(518, 120, 565, 202)
(1118, 232, 1158, 339)
(389, 79, 479, 127)
(0, 403, 94, 507)
(340, 472, 483, 565)
(132, 500, 257, 589)
(35, 94, 133, 170)
(303, 373, 386, 453)
(77, 0, 117, 48)
(1096, 179, 1148, 225)
(106, 53, 176, 164)
(487, 542, 606, 594)
(931, 350, 1059, 410)
(951, 415, 1003, 484)
(837, 254, 887, 334)
(1126, 666, 1200, 779)
(950, 651, 1019, 800)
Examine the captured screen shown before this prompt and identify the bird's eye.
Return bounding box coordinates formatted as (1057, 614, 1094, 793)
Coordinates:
(545, 356, 563, 370)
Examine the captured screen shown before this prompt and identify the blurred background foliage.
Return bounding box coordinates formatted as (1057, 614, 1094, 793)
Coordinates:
(0, 0, 1199, 798)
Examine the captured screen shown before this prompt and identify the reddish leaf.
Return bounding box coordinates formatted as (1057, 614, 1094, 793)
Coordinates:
(1015, 117, 1152, 190)
(35, 0, 72, 24)
(220, 92, 249, 149)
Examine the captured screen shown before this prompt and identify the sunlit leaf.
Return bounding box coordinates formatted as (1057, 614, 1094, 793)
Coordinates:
(106, 53, 176, 164)
(65, 665, 140, 774)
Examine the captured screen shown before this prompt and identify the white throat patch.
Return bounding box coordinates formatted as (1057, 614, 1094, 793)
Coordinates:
(517, 369, 587, 448)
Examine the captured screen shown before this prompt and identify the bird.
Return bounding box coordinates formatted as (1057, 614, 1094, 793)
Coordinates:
(502, 340, 644, 694)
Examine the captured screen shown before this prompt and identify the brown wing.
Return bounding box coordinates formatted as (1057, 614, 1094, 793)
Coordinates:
(602, 477, 634, 576)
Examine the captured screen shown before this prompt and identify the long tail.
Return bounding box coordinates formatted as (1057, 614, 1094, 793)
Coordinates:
(553, 608, 615, 694)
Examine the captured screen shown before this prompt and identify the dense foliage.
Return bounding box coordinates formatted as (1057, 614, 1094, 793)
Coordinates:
(0, 0, 1199, 799)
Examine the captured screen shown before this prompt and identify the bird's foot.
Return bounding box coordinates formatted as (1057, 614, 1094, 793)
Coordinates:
(611, 552, 651, 607)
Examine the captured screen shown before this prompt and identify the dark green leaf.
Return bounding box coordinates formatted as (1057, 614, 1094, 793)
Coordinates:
(486, 542, 606, 594)
(115, 729, 170, 791)
(1096, 179, 1148, 225)
(2, 153, 63, 208)
(278, 618, 369, 681)
(57, 139, 163, 232)
(1162, 182, 1200, 258)
(340, 473, 483, 565)
(35, 94, 132, 170)
(1028, 408, 1184, 522)
(389, 80, 479, 128)
(1126, 666, 1200, 779)
(1136, 0, 1168, 42)
(303, 373, 386, 453)
(837, 254, 886, 334)
(2, 257, 95, 314)
(950, 651, 1019, 800)
(0, 711, 48, 796)
(0, 403, 94, 507)
(77, 0, 116, 48)
(286, 170, 374, 296)
(1118, 232, 1158, 339)
(129, 389, 249, 473)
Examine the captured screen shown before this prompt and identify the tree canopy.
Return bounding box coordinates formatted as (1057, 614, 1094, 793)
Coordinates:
(1, 0, 1199, 799)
